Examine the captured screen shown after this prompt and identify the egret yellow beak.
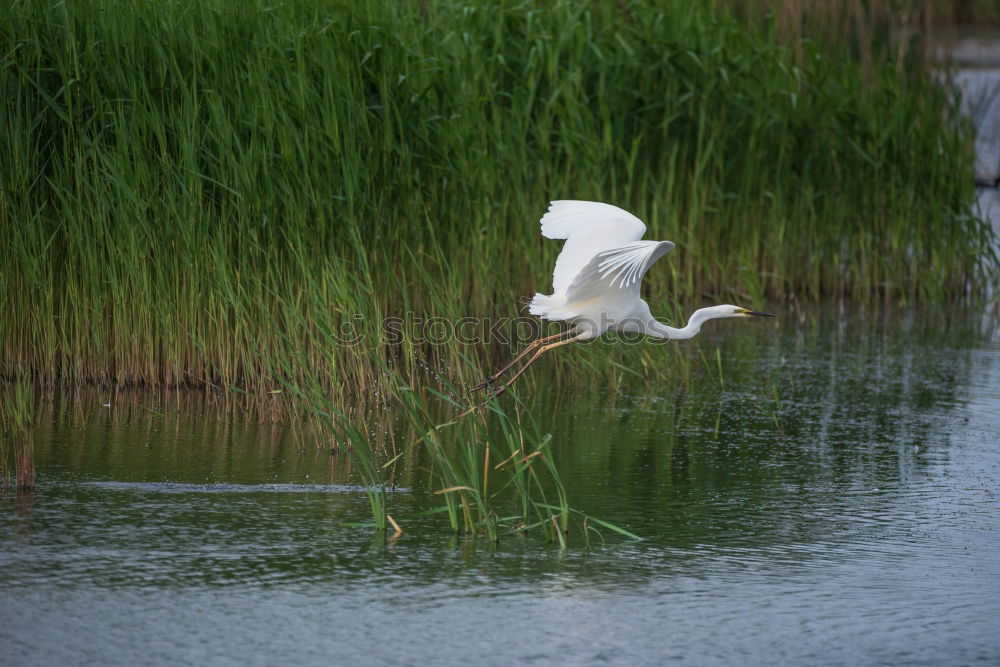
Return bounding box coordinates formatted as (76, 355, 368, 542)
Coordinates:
(738, 308, 776, 318)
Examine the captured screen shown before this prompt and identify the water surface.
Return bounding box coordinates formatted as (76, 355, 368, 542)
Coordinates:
(2, 307, 999, 665)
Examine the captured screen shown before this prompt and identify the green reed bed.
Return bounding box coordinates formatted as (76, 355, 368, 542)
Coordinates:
(1, 0, 995, 397)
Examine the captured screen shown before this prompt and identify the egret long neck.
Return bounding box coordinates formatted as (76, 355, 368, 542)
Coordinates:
(646, 307, 718, 340)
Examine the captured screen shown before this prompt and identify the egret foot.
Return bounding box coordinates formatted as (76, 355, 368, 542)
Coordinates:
(457, 384, 507, 418)
(470, 375, 500, 393)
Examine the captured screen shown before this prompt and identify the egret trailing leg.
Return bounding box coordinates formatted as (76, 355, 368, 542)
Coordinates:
(459, 335, 582, 417)
(471, 329, 575, 392)
(493, 335, 582, 393)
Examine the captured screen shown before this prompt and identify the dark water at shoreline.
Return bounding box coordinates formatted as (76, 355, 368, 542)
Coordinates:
(3, 307, 999, 665)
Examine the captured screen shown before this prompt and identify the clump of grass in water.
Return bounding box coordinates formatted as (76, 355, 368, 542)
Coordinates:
(396, 385, 564, 544)
(410, 388, 640, 545)
(1, 0, 995, 398)
(282, 349, 638, 544)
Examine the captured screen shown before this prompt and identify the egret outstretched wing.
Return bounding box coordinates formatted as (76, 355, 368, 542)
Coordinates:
(540, 200, 648, 295)
(564, 240, 675, 304)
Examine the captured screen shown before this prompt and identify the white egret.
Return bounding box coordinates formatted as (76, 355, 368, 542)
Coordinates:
(471, 200, 775, 402)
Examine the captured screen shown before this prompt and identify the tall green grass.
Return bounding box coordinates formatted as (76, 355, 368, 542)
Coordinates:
(1, 0, 995, 395)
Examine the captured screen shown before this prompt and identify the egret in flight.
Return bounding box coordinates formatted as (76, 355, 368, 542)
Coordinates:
(470, 200, 775, 403)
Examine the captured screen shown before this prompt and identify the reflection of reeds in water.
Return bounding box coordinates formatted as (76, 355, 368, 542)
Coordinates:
(1, 0, 996, 400)
(0, 379, 35, 491)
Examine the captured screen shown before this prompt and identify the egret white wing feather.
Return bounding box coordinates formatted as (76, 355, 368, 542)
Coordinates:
(564, 240, 675, 304)
(541, 200, 647, 295)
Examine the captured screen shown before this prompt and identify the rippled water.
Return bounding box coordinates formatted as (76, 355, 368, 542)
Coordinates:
(3, 307, 999, 665)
